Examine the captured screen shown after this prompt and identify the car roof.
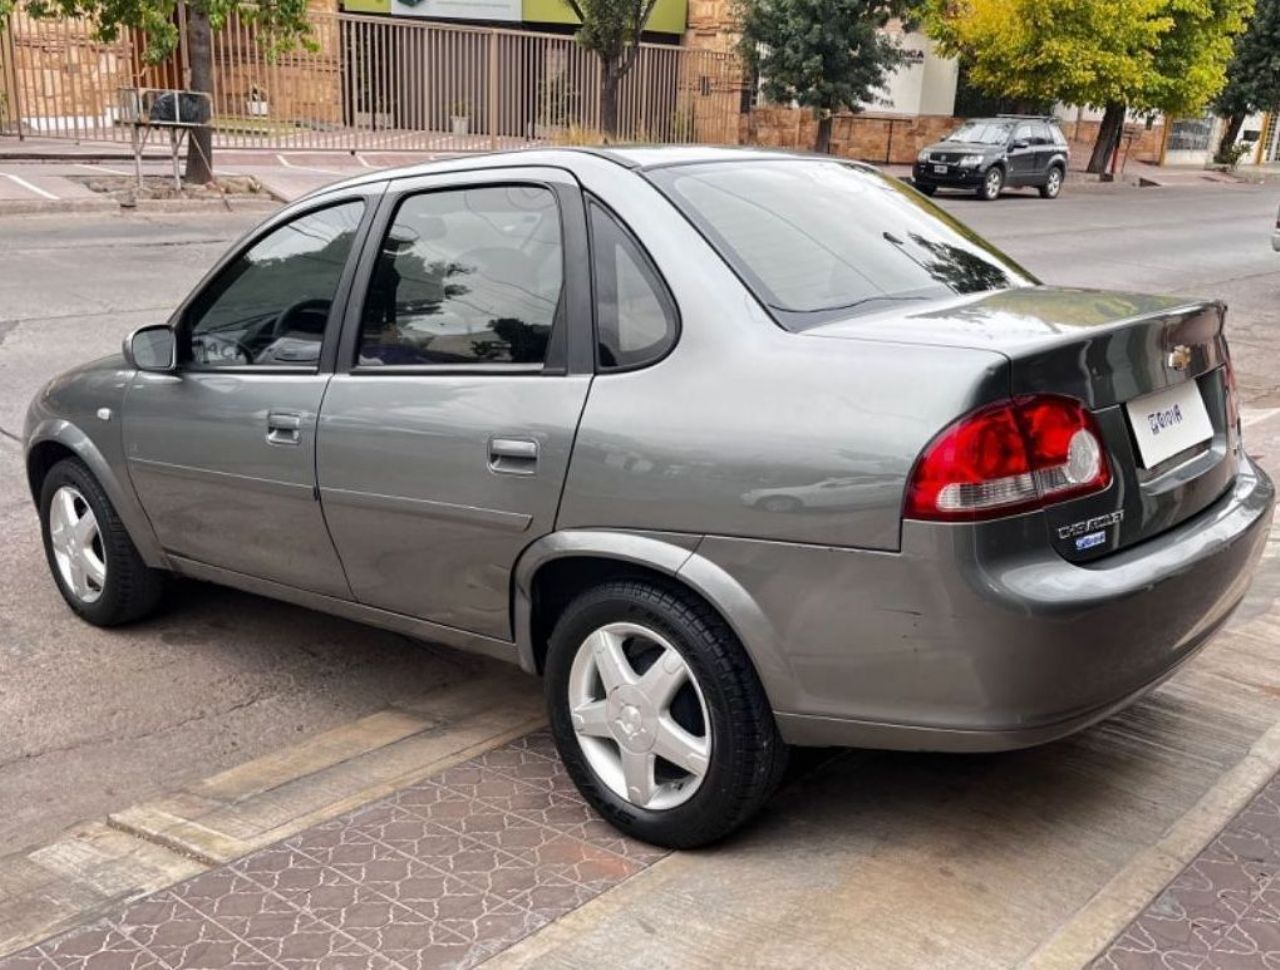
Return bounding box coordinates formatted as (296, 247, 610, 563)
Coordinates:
(301, 145, 871, 202)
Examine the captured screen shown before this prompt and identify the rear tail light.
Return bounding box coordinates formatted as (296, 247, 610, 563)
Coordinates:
(905, 395, 1112, 521)
(1224, 360, 1241, 433)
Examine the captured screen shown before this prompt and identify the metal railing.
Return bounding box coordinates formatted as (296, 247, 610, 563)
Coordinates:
(0, 5, 744, 150)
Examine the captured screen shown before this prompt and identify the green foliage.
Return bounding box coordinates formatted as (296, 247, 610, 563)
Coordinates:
(1215, 0, 1280, 117)
(3, 0, 313, 64)
(736, 0, 911, 114)
(920, 0, 1250, 116)
(561, 0, 658, 74)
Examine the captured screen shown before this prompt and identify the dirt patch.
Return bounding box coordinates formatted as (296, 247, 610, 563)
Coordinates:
(68, 174, 268, 205)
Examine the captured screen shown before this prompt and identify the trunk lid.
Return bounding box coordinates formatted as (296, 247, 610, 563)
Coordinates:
(805, 286, 1238, 560)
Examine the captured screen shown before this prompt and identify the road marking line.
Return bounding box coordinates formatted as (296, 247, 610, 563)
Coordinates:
(274, 153, 344, 175)
(1243, 407, 1280, 428)
(355, 154, 375, 169)
(75, 162, 130, 176)
(1, 172, 58, 200)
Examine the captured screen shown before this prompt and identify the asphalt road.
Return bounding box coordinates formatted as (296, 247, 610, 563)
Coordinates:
(1, 178, 1279, 855)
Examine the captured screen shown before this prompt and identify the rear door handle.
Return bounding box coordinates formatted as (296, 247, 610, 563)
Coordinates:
(488, 436, 538, 475)
(266, 409, 303, 446)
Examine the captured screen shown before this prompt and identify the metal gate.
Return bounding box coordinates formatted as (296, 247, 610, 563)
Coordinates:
(0, 4, 743, 150)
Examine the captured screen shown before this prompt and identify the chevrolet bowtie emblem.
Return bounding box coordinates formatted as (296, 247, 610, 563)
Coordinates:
(1167, 345, 1193, 371)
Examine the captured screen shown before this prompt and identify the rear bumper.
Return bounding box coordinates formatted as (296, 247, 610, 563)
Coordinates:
(694, 453, 1274, 751)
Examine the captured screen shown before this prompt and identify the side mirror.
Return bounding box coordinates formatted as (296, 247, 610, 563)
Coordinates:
(123, 324, 177, 373)
(1011, 139, 1030, 150)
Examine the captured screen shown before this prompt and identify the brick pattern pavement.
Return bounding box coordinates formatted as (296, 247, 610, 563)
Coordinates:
(0, 732, 666, 970)
(1094, 770, 1280, 970)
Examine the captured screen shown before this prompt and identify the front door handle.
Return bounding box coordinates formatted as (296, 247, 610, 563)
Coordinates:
(489, 436, 538, 475)
(266, 409, 303, 446)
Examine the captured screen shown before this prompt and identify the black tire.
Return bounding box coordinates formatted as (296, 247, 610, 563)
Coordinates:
(978, 166, 1004, 201)
(1039, 165, 1064, 199)
(916, 183, 937, 197)
(39, 457, 167, 626)
(545, 577, 788, 849)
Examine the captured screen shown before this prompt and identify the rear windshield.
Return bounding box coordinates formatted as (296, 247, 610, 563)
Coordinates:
(648, 159, 1035, 329)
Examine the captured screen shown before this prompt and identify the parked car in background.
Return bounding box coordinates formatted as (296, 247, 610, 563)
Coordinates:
(25, 148, 1272, 849)
(913, 115, 1070, 201)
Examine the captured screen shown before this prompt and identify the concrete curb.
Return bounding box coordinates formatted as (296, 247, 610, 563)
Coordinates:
(0, 677, 544, 957)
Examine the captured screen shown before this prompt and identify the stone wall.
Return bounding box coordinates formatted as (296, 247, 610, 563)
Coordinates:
(743, 105, 1168, 167)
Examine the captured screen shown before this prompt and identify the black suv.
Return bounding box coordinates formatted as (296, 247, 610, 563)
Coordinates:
(912, 115, 1070, 201)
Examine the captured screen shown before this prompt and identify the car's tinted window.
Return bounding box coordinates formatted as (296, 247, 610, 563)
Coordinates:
(1050, 125, 1068, 146)
(1013, 123, 1033, 144)
(185, 201, 363, 368)
(359, 185, 562, 367)
(589, 202, 677, 370)
(1032, 122, 1052, 145)
(943, 121, 1012, 145)
(650, 160, 1035, 328)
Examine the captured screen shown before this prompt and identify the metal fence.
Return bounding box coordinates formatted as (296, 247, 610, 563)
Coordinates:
(0, 5, 744, 150)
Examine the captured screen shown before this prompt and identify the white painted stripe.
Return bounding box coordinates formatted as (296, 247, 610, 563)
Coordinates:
(2, 172, 58, 200)
(274, 153, 344, 175)
(355, 154, 375, 169)
(1242, 408, 1280, 428)
(75, 162, 130, 176)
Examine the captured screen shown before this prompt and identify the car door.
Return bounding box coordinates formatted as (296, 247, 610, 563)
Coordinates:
(1007, 123, 1037, 184)
(316, 168, 592, 640)
(124, 190, 379, 597)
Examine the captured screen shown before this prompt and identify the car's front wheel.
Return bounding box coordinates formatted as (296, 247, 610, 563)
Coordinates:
(545, 577, 788, 848)
(916, 183, 937, 197)
(978, 166, 1004, 201)
(39, 457, 167, 626)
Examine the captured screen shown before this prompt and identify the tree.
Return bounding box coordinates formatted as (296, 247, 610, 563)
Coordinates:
(0, 0, 311, 183)
(562, 0, 659, 139)
(736, 0, 910, 153)
(920, 0, 1250, 174)
(1214, 0, 1280, 155)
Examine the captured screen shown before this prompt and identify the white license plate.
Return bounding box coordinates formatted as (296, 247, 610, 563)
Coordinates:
(1124, 381, 1214, 468)
(933, 164, 948, 174)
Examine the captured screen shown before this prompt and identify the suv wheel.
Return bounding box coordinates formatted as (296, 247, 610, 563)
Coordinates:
(39, 457, 167, 626)
(916, 183, 937, 197)
(1040, 165, 1064, 199)
(545, 578, 788, 848)
(979, 166, 1004, 201)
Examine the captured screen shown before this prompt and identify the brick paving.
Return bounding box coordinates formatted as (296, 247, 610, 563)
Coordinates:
(0, 732, 666, 970)
(1094, 770, 1280, 970)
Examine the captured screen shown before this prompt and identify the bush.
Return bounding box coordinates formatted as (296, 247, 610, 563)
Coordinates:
(1213, 141, 1252, 170)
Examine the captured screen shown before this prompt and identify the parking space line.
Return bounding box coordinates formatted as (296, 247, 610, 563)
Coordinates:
(1, 172, 58, 200)
(75, 162, 130, 176)
(274, 152, 345, 175)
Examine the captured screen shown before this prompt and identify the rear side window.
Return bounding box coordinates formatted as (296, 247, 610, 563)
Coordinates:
(1050, 125, 1068, 146)
(649, 160, 1035, 329)
(588, 202, 677, 370)
(358, 185, 563, 367)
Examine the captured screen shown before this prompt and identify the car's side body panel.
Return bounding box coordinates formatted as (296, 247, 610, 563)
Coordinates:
(23, 356, 168, 568)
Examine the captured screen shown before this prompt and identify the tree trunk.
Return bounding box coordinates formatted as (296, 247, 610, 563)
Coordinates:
(184, 3, 214, 185)
(1217, 113, 1246, 159)
(1086, 102, 1125, 175)
(600, 61, 620, 140)
(815, 112, 833, 154)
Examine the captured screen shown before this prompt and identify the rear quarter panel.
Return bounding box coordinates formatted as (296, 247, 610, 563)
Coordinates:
(556, 158, 1011, 551)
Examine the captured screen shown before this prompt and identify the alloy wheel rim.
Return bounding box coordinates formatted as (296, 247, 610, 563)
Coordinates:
(986, 171, 1001, 195)
(1048, 170, 1061, 194)
(567, 622, 712, 811)
(48, 486, 106, 604)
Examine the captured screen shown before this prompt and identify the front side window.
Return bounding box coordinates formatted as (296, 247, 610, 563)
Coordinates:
(185, 201, 364, 368)
(589, 202, 677, 370)
(1013, 123, 1034, 145)
(649, 160, 1036, 329)
(359, 185, 563, 367)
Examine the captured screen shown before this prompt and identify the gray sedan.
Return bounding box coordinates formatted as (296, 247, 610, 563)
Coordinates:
(23, 148, 1274, 848)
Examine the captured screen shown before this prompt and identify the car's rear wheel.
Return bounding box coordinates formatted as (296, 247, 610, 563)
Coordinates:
(978, 166, 1004, 201)
(545, 577, 788, 848)
(916, 183, 937, 196)
(39, 457, 166, 626)
(1039, 165, 1064, 199)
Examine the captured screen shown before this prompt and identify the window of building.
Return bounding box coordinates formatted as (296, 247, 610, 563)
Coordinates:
(359, 185, 563, 367)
